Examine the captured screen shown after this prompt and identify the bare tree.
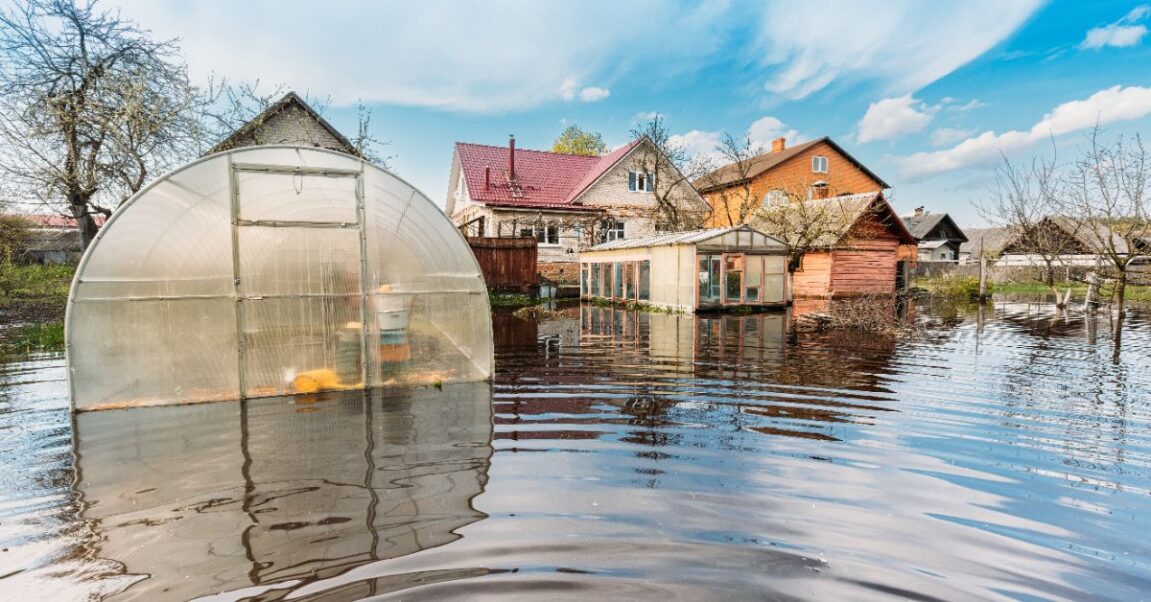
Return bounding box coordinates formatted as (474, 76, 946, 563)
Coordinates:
(695, 132, 764, 227)
(0, 0, 205, 248)
(1060, 129, 1151, 317)
(751, 182, 873, 274)
(979, 152, 1082, 304)
(628, 116, 709, 231)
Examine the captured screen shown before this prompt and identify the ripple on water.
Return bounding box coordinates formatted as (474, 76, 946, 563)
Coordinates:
(0, 302, 1149, 600)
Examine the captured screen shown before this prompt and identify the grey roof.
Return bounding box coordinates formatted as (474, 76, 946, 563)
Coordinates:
(917, 239, 952, 250)
(900, 211, 968, 243)
(959, 227, 1012, 256)
(584, 225, 786, 252)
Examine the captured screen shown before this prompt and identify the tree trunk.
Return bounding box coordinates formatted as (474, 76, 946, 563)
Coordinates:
(69, 193, 100, 250)
(1115, 272, 1127, 318)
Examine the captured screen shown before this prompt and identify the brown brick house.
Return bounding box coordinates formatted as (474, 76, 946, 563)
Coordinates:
(698, 136, 890, 228)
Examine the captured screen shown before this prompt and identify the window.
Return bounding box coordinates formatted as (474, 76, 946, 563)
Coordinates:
(762, 189, 787, 207)
(812, 155, 829, 173)
(638, 261, 650, 300)
(604, 220, 625, 242)
(628, 171, 654, 192)
(519, 224, 559, 245)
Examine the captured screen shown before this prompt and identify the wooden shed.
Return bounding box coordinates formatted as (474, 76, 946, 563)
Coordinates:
(579, 226, 789, 313)
(760, 192, 917, 299)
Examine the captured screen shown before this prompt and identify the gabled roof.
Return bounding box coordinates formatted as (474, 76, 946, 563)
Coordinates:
(696, 137, 891, 193)
(208, 92, 359, 157)
(959, 227, 1011, 256)
(900, 211, 968, 243)
(758, 192, 916, 248)
(586, 225, 787, 252)
(454, 139, 644, 212)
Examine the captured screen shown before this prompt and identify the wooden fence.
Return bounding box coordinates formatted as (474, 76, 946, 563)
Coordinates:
(466, 236, 538, 292)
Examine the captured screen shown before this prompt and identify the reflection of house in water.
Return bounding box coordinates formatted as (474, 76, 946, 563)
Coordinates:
(74, 385, 492, 601)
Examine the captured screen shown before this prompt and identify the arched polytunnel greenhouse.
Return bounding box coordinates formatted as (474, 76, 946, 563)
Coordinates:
(67, 146, 492, 411)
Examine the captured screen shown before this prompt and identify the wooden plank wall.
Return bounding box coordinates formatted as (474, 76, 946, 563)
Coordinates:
(831, 238, 899, 295)
(466, 237, 538, 291)
(792, 252, 833, 298)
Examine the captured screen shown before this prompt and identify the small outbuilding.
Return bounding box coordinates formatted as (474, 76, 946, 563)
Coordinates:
(579, 226, 788, 313)
(67, 145, 493, 411)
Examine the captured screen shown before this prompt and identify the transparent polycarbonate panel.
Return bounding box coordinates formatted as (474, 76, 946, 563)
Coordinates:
(68, 146, 492, 411)
(70, 299, 239, 410)
(238, 226, 362, 297)
(745, 256, 763, 302)
(393, 292, 492, 386)
(74, 158, 234, 300)
(241, 296, 364, 398)
(237, 170, 359, 223)
(763, 271, 786, 303)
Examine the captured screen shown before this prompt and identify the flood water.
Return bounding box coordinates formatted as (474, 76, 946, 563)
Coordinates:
(2, 300, 1150, 600)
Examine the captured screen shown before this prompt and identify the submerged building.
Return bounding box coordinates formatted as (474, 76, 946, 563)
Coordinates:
(579, 225, 789, 313)
(67, 146, 493, 411)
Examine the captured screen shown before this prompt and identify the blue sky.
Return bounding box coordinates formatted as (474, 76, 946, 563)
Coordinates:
(114, 0, 1151, 226)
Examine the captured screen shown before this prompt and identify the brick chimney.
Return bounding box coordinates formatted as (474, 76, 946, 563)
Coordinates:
(484, 165, 491, 191)
(508, 135, 516, 180)
(914, 206, 924, 217)
(771, 137, 786, 153)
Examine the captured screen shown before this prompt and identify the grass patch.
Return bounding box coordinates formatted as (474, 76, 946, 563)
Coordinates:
(0, 321, 65, 356)
(488, 292, 539, 307)
(0, 262, 74, 301)
(914, 273, 989, 301)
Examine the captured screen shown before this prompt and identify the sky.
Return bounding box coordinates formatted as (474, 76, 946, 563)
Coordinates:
(109, 0, 1151, 227)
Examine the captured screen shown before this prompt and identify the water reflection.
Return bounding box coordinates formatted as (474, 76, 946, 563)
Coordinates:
(70, 385, 492, 600)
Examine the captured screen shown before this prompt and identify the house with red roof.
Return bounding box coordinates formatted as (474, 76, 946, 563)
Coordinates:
(445, 136, 708, 283)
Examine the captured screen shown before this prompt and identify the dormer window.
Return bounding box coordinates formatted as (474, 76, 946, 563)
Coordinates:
(628, 171, 653, 192)
(812, 155, 829, 174)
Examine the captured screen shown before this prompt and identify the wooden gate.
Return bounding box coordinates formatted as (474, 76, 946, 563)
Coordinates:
(467, 237, 538, 292)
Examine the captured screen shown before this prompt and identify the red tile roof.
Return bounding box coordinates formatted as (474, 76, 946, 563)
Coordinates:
(455, 139, 642, 211)
(19, 213, 106, 228)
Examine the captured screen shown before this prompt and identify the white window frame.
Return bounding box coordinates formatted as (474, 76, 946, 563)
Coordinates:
(605, 220, 626, 242)
(519, 224, 560, 246)
(628, 171, 654, 193)
(812, 155, 829, 174)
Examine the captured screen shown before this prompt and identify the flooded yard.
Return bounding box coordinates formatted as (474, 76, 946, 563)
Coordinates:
(2, 301, 1150, 600)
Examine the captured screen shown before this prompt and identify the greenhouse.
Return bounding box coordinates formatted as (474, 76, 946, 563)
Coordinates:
(580, 226, 789, 313)
(67, 146, 492, 412)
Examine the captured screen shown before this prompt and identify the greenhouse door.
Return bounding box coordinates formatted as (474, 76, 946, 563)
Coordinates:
(231, 163, 369, 398)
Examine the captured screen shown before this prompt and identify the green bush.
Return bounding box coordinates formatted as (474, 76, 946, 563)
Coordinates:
(920, 273, 989, 301)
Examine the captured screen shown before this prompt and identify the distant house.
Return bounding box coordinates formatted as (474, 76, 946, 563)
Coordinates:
(901, 207, 968, 262)
(759, 192, 917, 298)
(960, 217, 1151, 267)
(208, 91, 360, 157)
(698, 136, 890, 228)
(958, 227, 1010, 264)
(445, 136, 709, 283)
(579, 226, 789, 313)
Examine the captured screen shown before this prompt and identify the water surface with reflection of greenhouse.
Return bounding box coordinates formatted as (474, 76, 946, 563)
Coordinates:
(1, 300, 1150, 600)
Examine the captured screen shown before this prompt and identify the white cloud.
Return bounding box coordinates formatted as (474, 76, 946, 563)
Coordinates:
(106, 1, 1039, 113)
(111, 0, 722, 112)
(669, 130, 723, 161)
(578, 87, 611, 102)
(1081, 5, 1150, 50)
(753, 1, 1042, 99)
(856, 95, 937, 143)
(897, 85, 1151, 179)
(670, 116, 804, 164)
(747, 116, 800, 147)
(930, 127, 974, 147)
(633, 111, 664, 123)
